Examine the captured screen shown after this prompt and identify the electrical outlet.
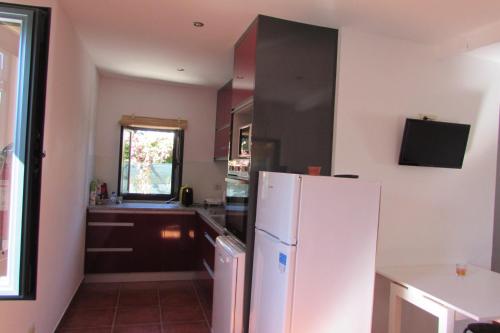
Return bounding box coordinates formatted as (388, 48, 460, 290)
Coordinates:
(418, 113, 437, 121)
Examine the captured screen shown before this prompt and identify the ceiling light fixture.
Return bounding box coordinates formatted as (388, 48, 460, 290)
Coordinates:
(193, 21, 204, 28)
(177, 67, 185, 72)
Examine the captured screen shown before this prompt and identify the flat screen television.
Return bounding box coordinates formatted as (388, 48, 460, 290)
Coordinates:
(398, 119, 471, 169)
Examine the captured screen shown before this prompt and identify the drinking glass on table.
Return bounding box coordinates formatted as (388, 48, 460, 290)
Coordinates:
(456, 263, 468, 277)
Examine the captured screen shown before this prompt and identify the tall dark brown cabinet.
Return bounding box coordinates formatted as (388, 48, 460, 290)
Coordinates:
(214, 80, 232, 160)
(232, 15, 339, 332)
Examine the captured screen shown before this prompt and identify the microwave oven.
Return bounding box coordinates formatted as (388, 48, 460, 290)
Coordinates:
(238, 124, 251, 158)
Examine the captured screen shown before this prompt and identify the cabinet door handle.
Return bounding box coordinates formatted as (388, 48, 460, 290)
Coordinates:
(86, 248, 133, 253)
(88, 222, 134, 227)
(204, 232, 217, 247)
(202, 259, 215, 279)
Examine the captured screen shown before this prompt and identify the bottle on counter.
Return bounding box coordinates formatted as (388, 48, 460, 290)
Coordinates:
(89, 180, 97, 206)
(110, 192, 117, 204)
(100, 182, 109, 200)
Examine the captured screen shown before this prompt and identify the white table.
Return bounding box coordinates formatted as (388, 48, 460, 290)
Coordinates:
(377, 265, 500, 333)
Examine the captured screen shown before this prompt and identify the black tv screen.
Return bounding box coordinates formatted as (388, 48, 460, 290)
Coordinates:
(398, 119, 471, 169)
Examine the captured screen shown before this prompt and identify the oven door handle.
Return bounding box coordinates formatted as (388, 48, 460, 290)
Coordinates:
(225, 177, 249, 184)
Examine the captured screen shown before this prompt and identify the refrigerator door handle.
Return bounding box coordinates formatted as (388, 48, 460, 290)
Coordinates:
(255, 227, 296, 246)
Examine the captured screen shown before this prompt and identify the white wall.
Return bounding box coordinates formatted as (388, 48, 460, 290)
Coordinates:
(334, 27, 500, 333)
(493, 118, 500, 272)
(0, 1, 98, 332)
(94, 74, 226, 203)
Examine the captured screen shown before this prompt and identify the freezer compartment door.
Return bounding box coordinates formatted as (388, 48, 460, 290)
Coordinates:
(256, 172, 301, 244)
(249, 229, 296, 333)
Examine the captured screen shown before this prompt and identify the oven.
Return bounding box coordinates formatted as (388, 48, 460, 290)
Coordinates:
(225, 175, 249, 243)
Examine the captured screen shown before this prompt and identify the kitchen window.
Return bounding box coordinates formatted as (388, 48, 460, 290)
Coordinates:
(0, 3, 50, 299)
(118, 125, 184, 200)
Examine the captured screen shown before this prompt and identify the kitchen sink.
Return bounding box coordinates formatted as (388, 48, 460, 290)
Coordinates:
(206, 207, 225, 215)
(209, 214, 226, 226)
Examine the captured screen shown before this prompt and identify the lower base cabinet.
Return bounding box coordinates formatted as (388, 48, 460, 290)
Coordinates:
(199, 217, 219, 275)
(85, 210, 223, 276)
(85, 211, 198, 273)
(196, 216, 220, 327)
(85, 209, 223, 328)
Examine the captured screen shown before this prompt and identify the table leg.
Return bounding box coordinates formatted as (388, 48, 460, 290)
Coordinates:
(437, 307, 455, 333)
(388, 283, 402, 333)
(388, 282, 456, 333)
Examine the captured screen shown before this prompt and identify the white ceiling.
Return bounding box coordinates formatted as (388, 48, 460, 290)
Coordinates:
(59, 0, 500, 87)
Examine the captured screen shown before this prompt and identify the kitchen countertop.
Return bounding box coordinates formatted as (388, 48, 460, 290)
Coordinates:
(88, 201, 230, 240)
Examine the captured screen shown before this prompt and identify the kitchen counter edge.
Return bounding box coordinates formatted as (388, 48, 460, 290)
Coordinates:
(87, 203, 228, 237)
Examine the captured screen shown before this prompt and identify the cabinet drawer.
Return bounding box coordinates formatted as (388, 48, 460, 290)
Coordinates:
(202, 231, 216, 273)
(87, 212, 155, 223)
(199, 219, 220, 274)
(86, 223, 134, 248)
(85, 251, 134, 274)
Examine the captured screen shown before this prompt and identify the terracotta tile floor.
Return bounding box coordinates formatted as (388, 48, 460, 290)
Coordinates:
(57, 280, 212, 333)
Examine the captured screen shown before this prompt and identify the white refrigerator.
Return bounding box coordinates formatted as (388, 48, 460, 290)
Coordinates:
(249, 171, 381, 333)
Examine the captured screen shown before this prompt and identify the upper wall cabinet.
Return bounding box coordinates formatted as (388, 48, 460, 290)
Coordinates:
(214, 126, 231, 161)
(232, 15, 338, 176)
(214, 80, 232, 160)
(215, 80, 232, 129)
(232, 21, 258, 109)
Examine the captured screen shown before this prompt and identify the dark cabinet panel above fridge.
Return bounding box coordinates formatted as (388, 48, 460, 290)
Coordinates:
(232, 21, 258, 110)
(230, 15, 339, 332)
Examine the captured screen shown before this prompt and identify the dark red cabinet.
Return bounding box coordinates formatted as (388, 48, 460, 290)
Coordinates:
(198, 217, 220, 274)
(213, 126, 230, 160)
(214, 81, 232, 160)
(232, 20, 258, 109)
(85, 210, 223, 326)
(85, 211, 198, 274)
(85, 210, 224, 276)
(215, 81, 232, 129)
(195, 215, 221, 327)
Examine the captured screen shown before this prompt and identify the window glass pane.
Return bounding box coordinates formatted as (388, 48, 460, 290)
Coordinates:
(120, 128, 175, 195)
(120, 129, 130, 192)
(0, 18, 22, 294)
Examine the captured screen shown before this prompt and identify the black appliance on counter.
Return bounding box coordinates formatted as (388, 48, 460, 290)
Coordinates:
(180, 186, 193, 206)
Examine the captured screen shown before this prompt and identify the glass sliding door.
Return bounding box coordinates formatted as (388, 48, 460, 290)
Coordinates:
(0, 4, 50, 300)
(0, 17, 22, 291)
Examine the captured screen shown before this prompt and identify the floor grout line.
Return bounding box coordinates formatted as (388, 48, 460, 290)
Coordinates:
(110, 286, 121, 333)
(158, 286, 166, 333)
(59, 281, 211, 333)
(191, 280, 211, 330)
